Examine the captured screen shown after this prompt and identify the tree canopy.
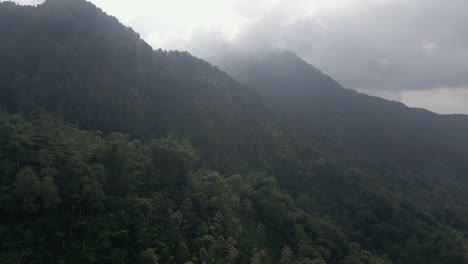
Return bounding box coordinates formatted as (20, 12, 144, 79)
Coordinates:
(1, 1, 468, 263)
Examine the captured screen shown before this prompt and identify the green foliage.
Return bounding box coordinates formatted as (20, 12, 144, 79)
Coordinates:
(213, 50, 468, 263)
(139, 248, 159, 264)
(15, 167, 41, 213)
(279, 246, 295, 264)
(1, 1, 468, 264)
(0, 0, 277, 174)
(40, 175, 61, 210)
(0, 111, 399, 263)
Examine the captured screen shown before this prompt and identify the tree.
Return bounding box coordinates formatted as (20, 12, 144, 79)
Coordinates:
(279, 246, 295, 264)
(81, 180, 105, 211)
(251, 248, 263, 264)
(226, 237, 239, 264)
(199, 247, 210, 263)
(251, 248, 269, 264)
(177, 242, 190, 263)
(139, 248, 159, 264)
(41, 175, 61, 210)
(76, 221, 91, 254)
(15, 167, 41, 213)
(0, 186, 16, 223)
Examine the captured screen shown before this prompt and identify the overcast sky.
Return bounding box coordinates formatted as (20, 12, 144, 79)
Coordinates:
(8, 0, 468, 114)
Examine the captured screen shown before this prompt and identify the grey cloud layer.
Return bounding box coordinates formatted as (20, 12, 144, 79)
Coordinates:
(181, 0, 468, 93)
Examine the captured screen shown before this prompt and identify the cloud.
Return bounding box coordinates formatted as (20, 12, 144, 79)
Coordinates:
(171, 0, 468, 114)
(226, 0, 468, 94)
(1, 0, 43, 4)
(401, 87, 468, 115)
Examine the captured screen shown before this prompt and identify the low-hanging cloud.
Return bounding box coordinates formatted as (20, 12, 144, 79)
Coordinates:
(401, 87, 468, 115)
(171, 0, 468, 114)
(184, 0, 468, 93)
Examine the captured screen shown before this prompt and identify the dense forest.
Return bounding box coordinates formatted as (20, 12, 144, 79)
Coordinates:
(1, 0, 468, 263)
(211, 50, 468, 233)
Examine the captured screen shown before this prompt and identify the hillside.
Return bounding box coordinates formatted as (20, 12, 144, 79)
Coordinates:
(210, 50, 468, 172)
(0, 0, 282, 174)
(211, 49, 468, 233)
(1, 1, 468, 263)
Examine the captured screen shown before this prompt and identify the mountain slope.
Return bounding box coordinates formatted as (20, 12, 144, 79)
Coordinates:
(211, 49, 468, 231)
(210, 50, 468, 172)
(0, 0, 283, 174)
(1, 1, 468, 263)
(2, 110, 386, 263)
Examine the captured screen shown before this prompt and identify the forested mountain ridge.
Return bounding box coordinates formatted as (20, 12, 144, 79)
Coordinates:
(0, 0, 283, 174)
(1, 110, 396, 263)
(211, 50, 468, 239)
(1, 0, 468, 263)
(209, 50, 468, 173)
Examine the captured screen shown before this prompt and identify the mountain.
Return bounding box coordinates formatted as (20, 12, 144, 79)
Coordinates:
(210, 50, 468, 173)
(1, 1, 468, 263)
(0, 0, 286, 174)
(210, 50, 468, 229)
